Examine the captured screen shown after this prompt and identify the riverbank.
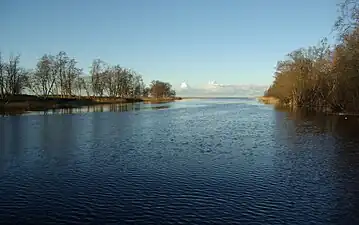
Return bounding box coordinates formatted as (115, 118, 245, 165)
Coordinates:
(257, 96, 359, 117)
(0, 95, 182, 114)
(141, 97, 182, 104)
(257, 96, 280, 105)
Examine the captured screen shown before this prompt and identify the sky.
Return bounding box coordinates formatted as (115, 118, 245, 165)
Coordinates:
(0, 0, 338, 90)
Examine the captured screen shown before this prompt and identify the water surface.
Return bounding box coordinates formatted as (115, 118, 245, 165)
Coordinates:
(1, 98, 359, 224)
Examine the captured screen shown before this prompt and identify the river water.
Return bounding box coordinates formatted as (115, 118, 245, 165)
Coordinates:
(1, 98, 359, 224)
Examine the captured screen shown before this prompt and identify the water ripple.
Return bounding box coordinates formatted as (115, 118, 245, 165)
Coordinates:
(1, 99, 359, 224)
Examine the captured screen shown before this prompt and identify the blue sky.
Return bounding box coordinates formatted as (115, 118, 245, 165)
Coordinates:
(0, 0, 338, 88)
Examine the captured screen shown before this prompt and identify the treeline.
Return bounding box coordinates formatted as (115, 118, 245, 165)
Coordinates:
(264, 0, 359, 113)
(0, 51, 176, 100)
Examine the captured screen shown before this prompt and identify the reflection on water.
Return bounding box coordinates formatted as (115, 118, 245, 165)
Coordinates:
(272, 109, 359, 224)
(2, 98, 259, 117)
(1, 99, 359, 224)
(22, 102, 173, 116)
(284, 109, 359, 139)
(149, 105, 171, 110)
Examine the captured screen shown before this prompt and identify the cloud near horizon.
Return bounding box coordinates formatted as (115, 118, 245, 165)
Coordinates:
(176, 81, 269, 97)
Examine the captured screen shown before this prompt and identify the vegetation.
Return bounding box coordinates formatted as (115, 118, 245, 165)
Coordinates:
(0, 51, 179, 113)
(264, 0, 359, 114)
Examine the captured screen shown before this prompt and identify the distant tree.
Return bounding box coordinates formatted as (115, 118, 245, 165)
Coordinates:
(74, 76, 86, 97)
(90, 59, 106, 97)
(3, 55, 28, 95)
(0, 52, 5, 99)
(0, 52, 177, 102)
(27, 54, 58, 97)
(82, 77, 92, 97)
(149, 80, 176, 98)
(55, 51, 69, 96)
(143, 86, 150, 97)
(27, 52, 82, 97)
(64, 58, 82, 96)
(133, 74, 145, 98)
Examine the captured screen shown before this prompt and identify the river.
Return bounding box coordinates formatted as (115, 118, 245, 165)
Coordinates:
(1, 98, 359, 224)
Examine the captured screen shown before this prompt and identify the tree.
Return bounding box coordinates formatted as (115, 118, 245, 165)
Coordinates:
(90, 59, 106, 97)
(334, 0, 359, 38)
(55, 51, 69, 96)
(149, 80, 176, 98)
(74, 76, 86, 97)
(64, 58, 82, 96)
(265, 1, 359, 113)
(143, 86, 150, 97)
(0, 50, 177, 102)
(133, 74, 145, 98)
(0, 52, 5, 99)
(3, 55, 27, 95)
(27, 54, 58, 97)
(82, 77, 92, 97)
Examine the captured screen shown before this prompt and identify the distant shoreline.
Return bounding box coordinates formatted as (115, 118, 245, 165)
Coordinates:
(180, 96, 257, 99)
(0, 95, 182, 115)
(1, 95, 264, 115)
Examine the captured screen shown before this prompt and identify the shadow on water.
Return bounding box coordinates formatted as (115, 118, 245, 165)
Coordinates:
(150, 105, 171, 110)
(0, 116, 24, 172)
(273, 108, 359, 224)
(282, 109, 359, 139)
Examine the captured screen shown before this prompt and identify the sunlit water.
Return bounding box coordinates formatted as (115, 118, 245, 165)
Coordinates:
(1, 98, 359, 224)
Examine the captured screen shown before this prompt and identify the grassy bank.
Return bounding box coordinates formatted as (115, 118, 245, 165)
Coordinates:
(0, 95, 182, 114)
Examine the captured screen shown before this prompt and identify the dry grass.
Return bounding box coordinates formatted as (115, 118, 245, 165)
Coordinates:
(257, 96, 280, 105)
(0, 95, 182, 114)
(141, 97, 182, 104)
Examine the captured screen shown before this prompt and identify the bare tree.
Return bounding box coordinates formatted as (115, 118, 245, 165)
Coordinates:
(0, 52, 5, 99)
(90, 59, 106, 97)
(334, 0, 359, 38)
(27, 54, 58, 98)
(149, 80, 176, 98)
(133, 74, 145, 98)
(64, 58, 82, 96)
(142, 86, 150, 97)
(265, 1, 359, 114)
(0, 50, 177, 103)
(83, 78, 92, 97)
(55, 51, 69, 97)
(74, 76, 86, 97)
(103, 65, 117, 97)
(4, 55, 27, 95)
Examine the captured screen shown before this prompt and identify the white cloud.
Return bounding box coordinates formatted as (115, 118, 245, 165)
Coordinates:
(180, 82, 189, 89)
(175, 81, 269, 97)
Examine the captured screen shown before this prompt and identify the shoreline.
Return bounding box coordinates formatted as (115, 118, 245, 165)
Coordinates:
(256, 96, 280, 105)
(257, 96, 359, 117)
(0, 95, 182, 115)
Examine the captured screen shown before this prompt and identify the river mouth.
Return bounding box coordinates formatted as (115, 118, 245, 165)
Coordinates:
(1, 98, 359, 224)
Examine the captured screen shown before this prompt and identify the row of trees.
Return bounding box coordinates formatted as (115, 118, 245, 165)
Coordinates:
(265, 0, 359, 113)
(0, 51, 176, 100)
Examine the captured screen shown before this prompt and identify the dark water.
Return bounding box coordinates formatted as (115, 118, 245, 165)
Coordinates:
(1, 99, 359, 225)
